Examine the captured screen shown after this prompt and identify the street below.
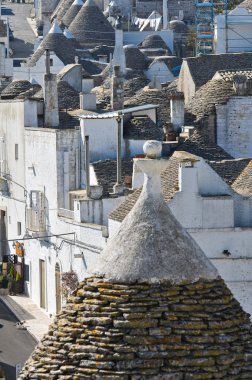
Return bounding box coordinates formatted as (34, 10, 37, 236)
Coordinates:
(0, 299, 36, 380)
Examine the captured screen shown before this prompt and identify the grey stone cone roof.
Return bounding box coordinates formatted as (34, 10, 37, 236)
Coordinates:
(61, 0, 83, 28)
(52, 0, 74, 22)
(124, 45, 147, 70)
(27, 30, 77, 67)
(1, 80, 41, 99)
(68, 0, 115, 47)
(90, 157, 218, 284)
(139, 34, 169, 50)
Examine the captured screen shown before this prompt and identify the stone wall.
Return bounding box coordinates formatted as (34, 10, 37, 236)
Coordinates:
(20, 277, 252, 379)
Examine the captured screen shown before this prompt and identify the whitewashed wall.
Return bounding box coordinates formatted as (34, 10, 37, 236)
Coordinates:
(215, 8, 252, 54)
(216, 97, 252, 158)
(145, 61, 174, 84)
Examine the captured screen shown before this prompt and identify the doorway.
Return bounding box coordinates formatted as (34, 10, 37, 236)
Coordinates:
(55, 263, 61, 313)
(39, 260, 46, 309)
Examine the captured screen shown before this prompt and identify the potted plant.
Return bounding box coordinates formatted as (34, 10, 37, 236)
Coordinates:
(11, 271, 23, 295)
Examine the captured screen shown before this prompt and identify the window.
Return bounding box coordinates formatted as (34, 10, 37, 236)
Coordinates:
(24, 264, 30, 282)
(15, 144, 18, 160)
(17, 221, 21, 236)
(8, 216, 11, 224)
(50, 58, 53, 66)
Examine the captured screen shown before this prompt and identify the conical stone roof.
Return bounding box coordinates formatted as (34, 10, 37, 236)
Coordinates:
(27, 21, 77, 67)
(19, 142, 252, 379)
(53, 0, 75, 23)
(139, 34, 168, 50)
(68, 0, 115, 47)
(124, 45, 146, 71)
(61, 0, 83, 28)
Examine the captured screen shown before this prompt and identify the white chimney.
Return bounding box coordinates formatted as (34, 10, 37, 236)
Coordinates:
(80, 78, 96, 111)
(179, 159, 199, 194)
(163, 0, 169, 29)
(112, 16, 126, 74)
(43, 50, 59, 127)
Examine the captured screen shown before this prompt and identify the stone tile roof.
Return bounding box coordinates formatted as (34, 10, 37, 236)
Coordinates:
(93, 73, 150, 110)
(124, 116, 164, 141)
(1, 80, 41, 99)
(239, 0, 252, 11)
(68, 0, 115, 47)
(52, 0, 74, 22)
(139, 34, 169, 50)
(176, 130, 233, 161)
(31, 80, 81, 111)
(61, 0, 83, 27)
(20, 276, 252, 379)
(0, 20, 7, 37)
(124, 45, 147, 70)
(59, 111, 80, 129)
(169, 19, 188, 34)
(232, 160, 252, 196)
(209, 158, 252, 196)
(214, 69, 252, 81)
(90, 45, 114, 61)
(57, 81, 80, 110)
(27, 29, 77, 67)
(81, 59, 106, 76)
(186, 79, 235, 122)
(185, 52, 252, 88)
(110, 156, 180, 222)
(92, 159, 133, 197)
(124, 83, 175, 125)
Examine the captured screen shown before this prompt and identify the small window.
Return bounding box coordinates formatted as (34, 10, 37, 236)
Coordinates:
(15, 144, 18, 160)
(8, 216, 11, 224)
(24, 264, 30, 282)
(17, 221, 21, 236)
(50, 58, 53, 66)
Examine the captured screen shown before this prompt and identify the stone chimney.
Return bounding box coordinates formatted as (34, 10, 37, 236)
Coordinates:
(170, 92, 184, 132)
(111, 65, 124, 111)
(43, 50, 59, 128)
(112, 16, 126, 74)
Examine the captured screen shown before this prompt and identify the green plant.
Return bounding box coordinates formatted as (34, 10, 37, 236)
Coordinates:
(8, 265, 14, 280)
(15, 271, 21, 281)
